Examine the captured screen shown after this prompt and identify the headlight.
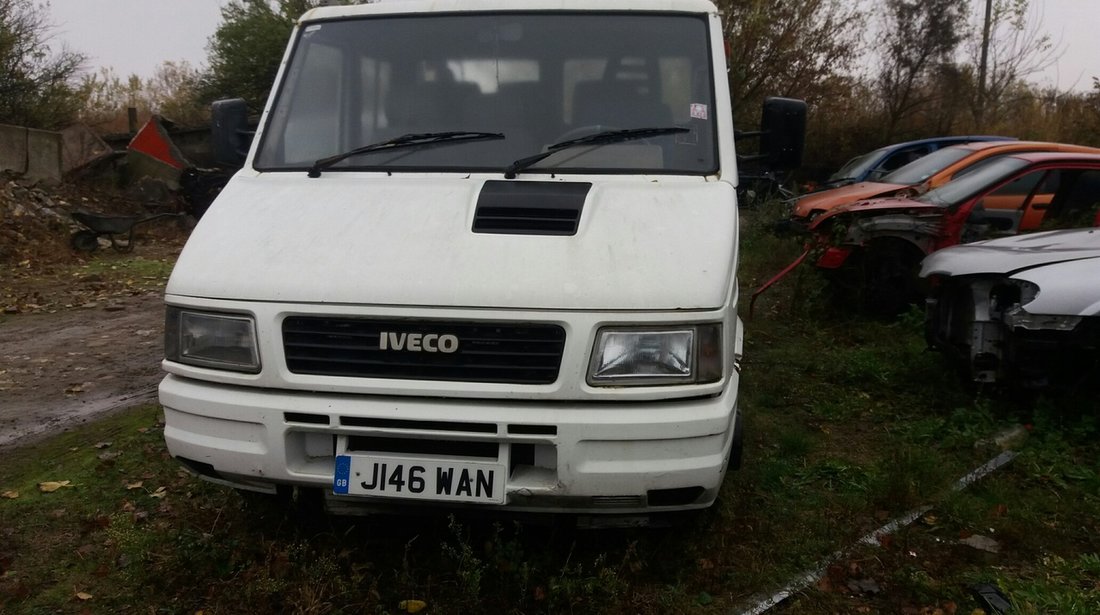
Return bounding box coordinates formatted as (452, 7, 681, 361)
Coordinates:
(588, 324, 722, 386)
(165, 307, 260, 373)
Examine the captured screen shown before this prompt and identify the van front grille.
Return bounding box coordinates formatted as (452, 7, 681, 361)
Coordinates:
(283, 317, 565, 384)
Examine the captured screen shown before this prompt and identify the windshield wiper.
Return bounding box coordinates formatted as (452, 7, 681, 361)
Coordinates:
(308, 131, 505, 177)
(503, 127, 688, 179)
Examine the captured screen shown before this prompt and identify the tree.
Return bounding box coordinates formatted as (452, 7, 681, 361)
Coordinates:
(76, 61, 206, 131)
(718, 0, 865, 123)
(968, 0, 1060, 129)
(875, 0, 969, 139)
(0, 0, 85, 128)
(200, 0, 318, 112)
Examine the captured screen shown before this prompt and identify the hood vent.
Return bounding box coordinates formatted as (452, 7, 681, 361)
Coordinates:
(473, 181, 591, 236)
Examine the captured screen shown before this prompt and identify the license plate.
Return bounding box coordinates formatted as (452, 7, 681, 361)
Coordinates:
(333, 454, 505, 504)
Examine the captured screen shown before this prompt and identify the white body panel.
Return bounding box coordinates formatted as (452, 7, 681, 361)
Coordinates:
(921, 228, 1100, 315)
(921, 229, 1100, 279)
(170, 174, 736, 310)
(160, 0, 744, 515)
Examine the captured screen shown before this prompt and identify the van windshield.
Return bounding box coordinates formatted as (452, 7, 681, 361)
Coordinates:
(254, 12, 717, 175)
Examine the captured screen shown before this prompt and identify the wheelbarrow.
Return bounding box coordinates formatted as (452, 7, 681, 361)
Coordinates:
(70, 211, 185, 253)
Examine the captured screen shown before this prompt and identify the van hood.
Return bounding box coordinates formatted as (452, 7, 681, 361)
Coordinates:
(921, 228, 1100, 278)
(167, 174, 737, 310)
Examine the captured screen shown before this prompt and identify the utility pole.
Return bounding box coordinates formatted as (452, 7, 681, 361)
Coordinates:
(977, 0, 993, 130)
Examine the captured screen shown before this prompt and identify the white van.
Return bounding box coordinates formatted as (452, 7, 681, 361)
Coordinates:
(160, 0, 804, 521)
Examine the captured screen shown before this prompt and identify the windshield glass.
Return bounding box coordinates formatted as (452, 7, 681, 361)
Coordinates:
(829, 148, 886, 182)
(916, 157, 1030, 207)
(880, 145, 975, 184)
(255, 12, 717, 174)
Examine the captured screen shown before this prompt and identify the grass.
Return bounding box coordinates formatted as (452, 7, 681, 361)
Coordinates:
(1, 205, 1098, 613)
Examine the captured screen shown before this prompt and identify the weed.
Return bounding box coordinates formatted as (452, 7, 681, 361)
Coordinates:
(441, 515, 487, 608)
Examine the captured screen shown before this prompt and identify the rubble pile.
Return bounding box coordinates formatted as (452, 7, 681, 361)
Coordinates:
(0, 175, 74, 265)
(0, 173, 178, 266)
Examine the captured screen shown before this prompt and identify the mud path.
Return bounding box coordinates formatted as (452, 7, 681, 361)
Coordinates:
(0, 293, 164, 449)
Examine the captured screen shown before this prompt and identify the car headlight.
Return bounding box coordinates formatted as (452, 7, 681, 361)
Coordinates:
(588, 324, 722, 386)
(165, 307, 260, 373)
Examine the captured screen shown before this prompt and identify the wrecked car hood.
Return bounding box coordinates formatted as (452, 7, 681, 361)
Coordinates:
(810, 195, 942, 229)
(921, 228, 1100, 277)
(792, 181, 906, 218)
(167, 173, 737, 310)
(1011, 257, 1100, 315)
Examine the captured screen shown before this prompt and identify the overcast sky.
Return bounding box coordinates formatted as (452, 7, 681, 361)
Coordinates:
(45, 0, 1100, 92)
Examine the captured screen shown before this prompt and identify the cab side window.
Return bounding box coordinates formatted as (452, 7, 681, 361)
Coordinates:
(868, 145, 931, 180)
(1043, 169, 1100, 229)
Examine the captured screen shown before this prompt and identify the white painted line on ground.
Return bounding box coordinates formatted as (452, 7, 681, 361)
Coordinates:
(735, 450, 1019, 615)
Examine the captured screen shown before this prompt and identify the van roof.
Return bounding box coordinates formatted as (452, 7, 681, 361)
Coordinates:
(302, 0, 719, 21)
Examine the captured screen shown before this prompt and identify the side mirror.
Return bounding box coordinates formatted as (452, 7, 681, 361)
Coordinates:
(211, 98, 254, 167)
(759, 97, 806, 171)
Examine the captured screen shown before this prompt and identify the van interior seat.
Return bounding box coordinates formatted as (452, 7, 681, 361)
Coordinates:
(572, 79, 672, 129)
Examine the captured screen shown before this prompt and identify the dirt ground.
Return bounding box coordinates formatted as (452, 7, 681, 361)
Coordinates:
(0, 293, 165, 448)
(0, 177, 188, 450)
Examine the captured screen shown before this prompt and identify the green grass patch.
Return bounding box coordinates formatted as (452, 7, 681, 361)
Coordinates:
(0, 206, 1097, 613)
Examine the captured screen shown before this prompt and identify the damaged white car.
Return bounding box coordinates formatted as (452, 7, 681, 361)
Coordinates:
(921, 228, 1100, 389)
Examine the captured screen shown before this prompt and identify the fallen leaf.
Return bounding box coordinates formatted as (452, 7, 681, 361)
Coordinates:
(1, 491, 17, 499)
(125, 481, 144, 490)
(150, 487, 167, 499)
(959, 535, 1000, 553)
(398, 599, 427, 613)
(93, 441, 112, 449)
(76, 591, 93, 601)
(38, 481, 73, 493)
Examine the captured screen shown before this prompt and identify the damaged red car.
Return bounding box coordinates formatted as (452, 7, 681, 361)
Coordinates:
(754, 151, 1100, 315)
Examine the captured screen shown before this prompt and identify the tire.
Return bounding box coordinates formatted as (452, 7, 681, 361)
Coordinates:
(831, 240, 924, 317)
(70, 230, 100, 252)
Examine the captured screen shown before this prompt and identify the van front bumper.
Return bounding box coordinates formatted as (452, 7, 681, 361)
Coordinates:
(159, 374, 739, 514)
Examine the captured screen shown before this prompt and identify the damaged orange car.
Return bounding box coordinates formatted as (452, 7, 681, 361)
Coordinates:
(788, 140, 1100, 226)
(754, 151, 1100, 315)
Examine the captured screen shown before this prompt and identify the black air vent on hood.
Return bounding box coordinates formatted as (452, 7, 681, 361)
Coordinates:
(473, 181, 591, 236)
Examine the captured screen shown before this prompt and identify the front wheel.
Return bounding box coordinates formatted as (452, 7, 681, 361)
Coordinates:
(70, 230, 99, 252)
(829, 240, 925, 317)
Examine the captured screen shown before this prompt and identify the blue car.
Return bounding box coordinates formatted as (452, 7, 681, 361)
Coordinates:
(828, 135, 1016, 186)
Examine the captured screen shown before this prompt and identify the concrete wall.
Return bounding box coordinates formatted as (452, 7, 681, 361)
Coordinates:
(0, 123, 63, 181)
